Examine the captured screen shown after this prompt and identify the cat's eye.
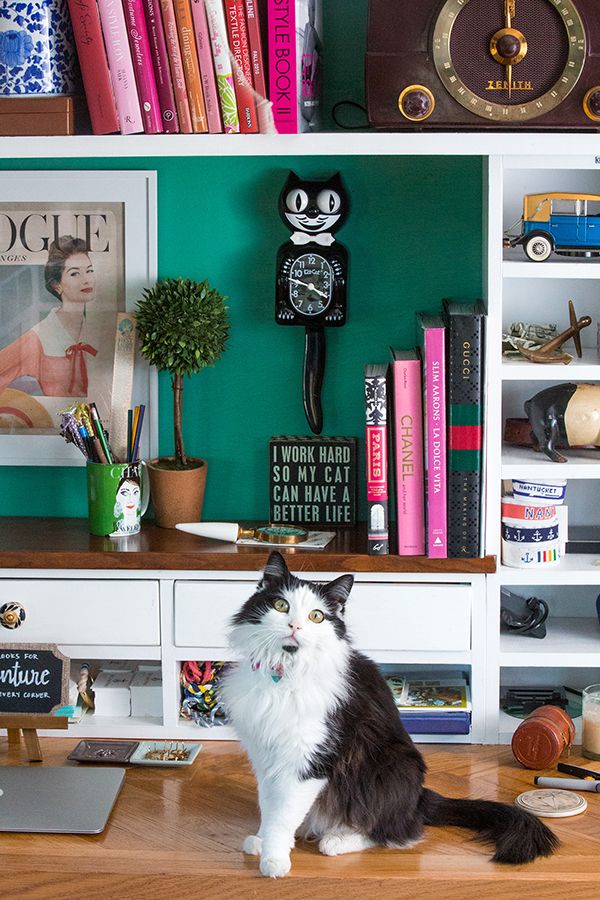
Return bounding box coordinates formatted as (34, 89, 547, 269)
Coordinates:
(317, 189, 341, 214)
(308, 609, 324, 623)
(274, 598, 289, 613)
(286, 189, 309, 213)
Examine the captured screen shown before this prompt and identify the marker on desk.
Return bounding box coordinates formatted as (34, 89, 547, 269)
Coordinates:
(558, 762, 600, 780)
(535, 776, 600, 792)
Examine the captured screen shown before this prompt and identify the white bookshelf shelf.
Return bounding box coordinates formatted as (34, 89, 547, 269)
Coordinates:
(2, 131, 600, 160)
(501, 444, 600, 479)
(500, 617, 600, 666)
(40, 715, 163, 739)
(500, 555, 600, 584)
(501, 349, 600, 381)
(503, 260, 600, 279)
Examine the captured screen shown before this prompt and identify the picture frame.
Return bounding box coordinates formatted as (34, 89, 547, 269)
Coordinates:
(0, 170, 158, 466)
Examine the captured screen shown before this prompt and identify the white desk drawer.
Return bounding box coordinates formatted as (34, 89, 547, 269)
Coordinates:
(174, 581, 251, 647)
(174, 580, 471, 653)
(346, 583, 471, 652)
(0, 580, 159, 645)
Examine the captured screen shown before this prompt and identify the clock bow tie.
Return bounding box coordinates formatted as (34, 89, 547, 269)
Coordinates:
(290, 231, 336, 246)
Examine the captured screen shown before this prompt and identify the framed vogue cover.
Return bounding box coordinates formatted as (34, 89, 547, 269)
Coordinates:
(0, 171, 157, 465)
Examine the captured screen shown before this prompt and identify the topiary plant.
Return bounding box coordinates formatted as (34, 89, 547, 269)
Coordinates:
(136, 277, 230, 468)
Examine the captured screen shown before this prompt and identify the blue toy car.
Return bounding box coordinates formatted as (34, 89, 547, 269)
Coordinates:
(509, 192, 600, 261)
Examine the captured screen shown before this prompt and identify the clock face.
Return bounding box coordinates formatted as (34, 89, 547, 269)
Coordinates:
(289, 253, 333, 317)
(432, 0, 586, 122)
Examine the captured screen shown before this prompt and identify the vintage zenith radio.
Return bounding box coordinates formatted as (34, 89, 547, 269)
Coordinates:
(366, 0, 600, 129)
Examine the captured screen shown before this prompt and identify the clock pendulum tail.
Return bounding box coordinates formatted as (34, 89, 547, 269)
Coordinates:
(303, 325, 325, 434)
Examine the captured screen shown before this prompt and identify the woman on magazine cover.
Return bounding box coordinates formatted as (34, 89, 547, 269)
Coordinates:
(0, 235, 98, 400)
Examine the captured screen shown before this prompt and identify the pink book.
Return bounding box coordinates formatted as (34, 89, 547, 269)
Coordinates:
(267, 0, 297, 133)
(123, 0, 163, 133)
(244, 0, 267, 99)
(205, 0, 239, 133)
(391, 349, 425, 556)
(190, 0, 222, 133)
(66, 0, 119, 134)
(159, 0, 193, 133)
(224, 0, 258, 133)
(143, 0, 179, 132)
(417, 315, 447, 558)
(97, 0, 143, 134)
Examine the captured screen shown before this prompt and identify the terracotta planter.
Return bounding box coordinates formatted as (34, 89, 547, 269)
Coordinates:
(147, 457, 207, 528)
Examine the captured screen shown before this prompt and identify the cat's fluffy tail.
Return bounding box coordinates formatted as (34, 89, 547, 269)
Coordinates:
(421, 788, 559, 864)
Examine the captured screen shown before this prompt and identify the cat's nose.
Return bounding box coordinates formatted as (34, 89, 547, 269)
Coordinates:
(289, 621, 302, 633)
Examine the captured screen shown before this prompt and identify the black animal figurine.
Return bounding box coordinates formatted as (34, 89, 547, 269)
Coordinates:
(524, 383, 600, 463)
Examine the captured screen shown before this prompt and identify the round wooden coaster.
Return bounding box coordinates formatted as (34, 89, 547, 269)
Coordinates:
(515, 789, 588, 818)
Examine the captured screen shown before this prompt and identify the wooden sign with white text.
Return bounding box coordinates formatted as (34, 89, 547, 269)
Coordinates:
(0, 643, 69, 716)
(269, 436, 357, 527)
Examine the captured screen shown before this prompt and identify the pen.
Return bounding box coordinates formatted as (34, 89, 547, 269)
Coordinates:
(557, 762, 600, 780)
(89, 403, 113, 464)
(534, 776, 600, 792)
(131, 404, 145, 462)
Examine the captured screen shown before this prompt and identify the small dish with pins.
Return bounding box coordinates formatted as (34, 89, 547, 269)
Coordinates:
(129, 741, 202, 767)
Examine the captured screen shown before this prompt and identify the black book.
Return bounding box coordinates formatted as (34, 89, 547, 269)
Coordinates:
(443, 299, 486, 558)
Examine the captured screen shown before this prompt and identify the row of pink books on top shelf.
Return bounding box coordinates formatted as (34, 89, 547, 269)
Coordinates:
(68, 0, 322, 135)
(365, 299, 487, 560)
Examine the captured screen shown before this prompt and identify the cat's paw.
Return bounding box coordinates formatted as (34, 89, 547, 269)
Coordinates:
(242, 834, 262, 856)
(259, 855, 291, 878)
(319, 833, 345, 857)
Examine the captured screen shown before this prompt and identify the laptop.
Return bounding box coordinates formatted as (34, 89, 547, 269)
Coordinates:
(0, 766, 125, 834)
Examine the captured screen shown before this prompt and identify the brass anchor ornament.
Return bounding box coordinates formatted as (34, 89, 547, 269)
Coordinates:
(517, 300, 591, 364)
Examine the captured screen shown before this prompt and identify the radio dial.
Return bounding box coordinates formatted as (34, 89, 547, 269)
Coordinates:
(583, 87, 600, 120)
(398, 85, 435, 121)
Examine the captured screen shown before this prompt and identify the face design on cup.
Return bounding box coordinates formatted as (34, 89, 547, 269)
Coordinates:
(112, 476, 141, 535)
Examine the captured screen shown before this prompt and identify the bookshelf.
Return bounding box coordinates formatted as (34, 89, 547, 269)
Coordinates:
(0, 132, 600, 159)
(1, 113, 600, 746)
(485, 153, 600, 743)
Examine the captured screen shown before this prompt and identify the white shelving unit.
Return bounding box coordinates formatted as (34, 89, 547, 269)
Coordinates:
(3, 135, 600, 746)
(485, 153, 600, 742)
(14, 567, 485, 744)
(1, 132, 600, 159)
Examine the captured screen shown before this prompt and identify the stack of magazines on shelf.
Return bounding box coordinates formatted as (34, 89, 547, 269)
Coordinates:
(67, 0, 322, 135)
(365, 298, 487, 559)
(386, 670, 472, 735)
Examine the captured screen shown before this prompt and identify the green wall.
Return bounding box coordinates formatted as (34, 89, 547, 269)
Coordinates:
(0, 154, 483, 520)
(0, 0, 484, 521)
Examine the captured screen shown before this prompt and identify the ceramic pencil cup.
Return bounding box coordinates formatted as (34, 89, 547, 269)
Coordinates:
(86, 461, 150, 537)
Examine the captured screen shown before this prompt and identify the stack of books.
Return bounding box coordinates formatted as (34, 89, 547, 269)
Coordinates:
(387, 670, 472, 735)
(67, 0, 322, 135)
(365, 299, 486, 559)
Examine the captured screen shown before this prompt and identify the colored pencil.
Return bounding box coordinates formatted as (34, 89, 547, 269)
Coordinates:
(131, 404, 145, 462)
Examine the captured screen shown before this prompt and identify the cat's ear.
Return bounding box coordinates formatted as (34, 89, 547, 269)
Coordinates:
(261, 550, 289, 584)
(324, 574, 354, 612)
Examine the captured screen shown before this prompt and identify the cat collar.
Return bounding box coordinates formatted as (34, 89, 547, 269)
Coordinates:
(251, 660, 285, 683)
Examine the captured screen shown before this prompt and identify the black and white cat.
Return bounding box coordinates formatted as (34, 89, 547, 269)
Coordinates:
(220, 551, 558, 879)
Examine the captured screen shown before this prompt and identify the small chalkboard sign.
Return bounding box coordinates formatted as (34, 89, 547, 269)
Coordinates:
(269, 436, 357, 527)
(0, 643, 69, 716)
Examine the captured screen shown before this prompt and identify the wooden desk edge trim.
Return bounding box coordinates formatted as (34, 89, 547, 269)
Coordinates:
(0, 551, 497, 573)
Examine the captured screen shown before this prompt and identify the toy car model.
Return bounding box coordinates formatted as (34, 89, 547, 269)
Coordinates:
(508, 192, 600, 261)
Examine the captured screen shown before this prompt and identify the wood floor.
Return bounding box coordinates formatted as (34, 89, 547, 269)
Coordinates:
(1, 738, 600, 899)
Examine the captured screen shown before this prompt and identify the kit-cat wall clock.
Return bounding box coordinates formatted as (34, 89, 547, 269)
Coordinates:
(275, 172, 349, 434)
(366, 0, 600, 129)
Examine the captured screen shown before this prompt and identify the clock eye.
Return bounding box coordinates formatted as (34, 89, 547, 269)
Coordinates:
(308, 609, 324, 623)
(316, 190, 341, 214)
(274, 598, 289, 613)
(286, 189, 309, 213)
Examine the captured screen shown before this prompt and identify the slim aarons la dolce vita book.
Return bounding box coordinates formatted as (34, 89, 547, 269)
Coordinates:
(0, 203, 125, 437)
